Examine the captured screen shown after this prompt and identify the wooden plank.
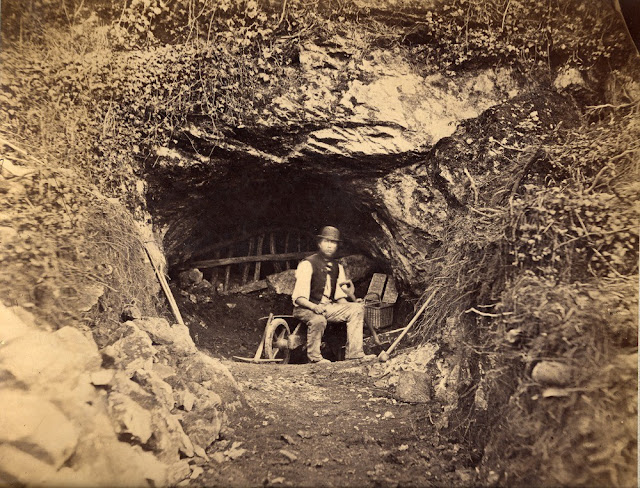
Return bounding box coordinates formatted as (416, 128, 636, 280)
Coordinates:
(224, 247, 233, 291)
(382, 276, 399, 304)
(366, 273, 388, 301)
(270, 232, 282, 273)
(192, 251, 312, 269)
(242, 237, 255, 285)
(253, 234, 265, 281)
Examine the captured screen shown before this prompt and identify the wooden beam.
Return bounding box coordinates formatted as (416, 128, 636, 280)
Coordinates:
(224, 247, 233, 291)
(191, 251, 312, 269)
(270, 232, 282, 273)
(242, 237, 255, 285)
(253, 234, 265, 281)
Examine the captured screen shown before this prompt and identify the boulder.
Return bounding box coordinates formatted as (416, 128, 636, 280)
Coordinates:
(132, 368, 175, 410)
(107, 392, 154, 445)
(182, 406, 225, 449)
(393, 371, 432, 404)
(531, 361, 573, 387)
(75, 283, 105, 313)
(132, 318, 197, 356)
(266, 269, 296, 295)
(175, 389, 196, 412)
(179, 268, 203, 287)
(153, 361, 177, 380)
(147, 405, 195, 462)
(188, 381, 222, 410)
(0, 327, 101, 392)
(178, 352, 239, 404)
(168, 460, 192, 486)
(109, 372, 161, 411)
(103, 322, 156, 374)
(0, 390, 79, 468)
(54, 327, 102, 368)
(56, 439, 168, 487)
(0, 444, 58, 486)
(91, 369, 116, 387)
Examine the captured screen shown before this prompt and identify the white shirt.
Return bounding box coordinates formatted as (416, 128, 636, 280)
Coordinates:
(291, 260, 348, 305)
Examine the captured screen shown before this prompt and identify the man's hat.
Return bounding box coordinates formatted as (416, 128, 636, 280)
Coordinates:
(317, 226, 341, 242)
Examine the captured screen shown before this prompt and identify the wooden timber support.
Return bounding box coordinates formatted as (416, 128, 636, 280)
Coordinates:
(253, 233, 265, 281)
(191, 251, 312, 270)
(224, 247, 233, 291)
(270, 232, 282, 273)
(178, 228, 320, 292)
(210, 250, 221, 284)
(181, 226, 314, 266)
(242, 237, 255, 285)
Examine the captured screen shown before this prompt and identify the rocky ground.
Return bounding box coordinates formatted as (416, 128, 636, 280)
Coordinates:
(171, 275, 475, 487)
(201, 360, 475, 488)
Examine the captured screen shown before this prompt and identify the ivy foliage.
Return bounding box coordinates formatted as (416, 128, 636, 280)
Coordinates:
(1, 0, 634, 209)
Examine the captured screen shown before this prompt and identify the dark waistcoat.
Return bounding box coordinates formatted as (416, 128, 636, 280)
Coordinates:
(306, 253, 339, 304)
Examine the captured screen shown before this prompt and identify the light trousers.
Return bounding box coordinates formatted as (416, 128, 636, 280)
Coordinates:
(293, 302, 365, 361)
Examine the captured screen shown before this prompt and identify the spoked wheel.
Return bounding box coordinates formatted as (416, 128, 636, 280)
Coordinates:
(264, 318, 291, 364)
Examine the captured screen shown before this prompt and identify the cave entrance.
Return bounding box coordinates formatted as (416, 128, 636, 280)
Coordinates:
(163, 168, 385, 294)
(153, 166, 392, 359)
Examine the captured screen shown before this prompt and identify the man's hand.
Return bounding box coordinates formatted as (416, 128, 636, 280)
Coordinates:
(339, 280, 357, 302)
(314, 304, 327, 315)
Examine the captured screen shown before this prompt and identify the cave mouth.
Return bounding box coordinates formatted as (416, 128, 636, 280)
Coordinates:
(156, 166, 387, 292)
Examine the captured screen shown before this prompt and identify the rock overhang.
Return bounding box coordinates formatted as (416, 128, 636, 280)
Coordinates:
(142, 35, 542, 290)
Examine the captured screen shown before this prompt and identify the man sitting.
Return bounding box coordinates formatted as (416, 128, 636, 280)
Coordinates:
(291, 226, 374, 364)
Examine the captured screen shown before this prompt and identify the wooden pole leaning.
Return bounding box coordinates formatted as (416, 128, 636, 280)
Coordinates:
(144, 243, 185, 326)
(378, 289, 438, 362)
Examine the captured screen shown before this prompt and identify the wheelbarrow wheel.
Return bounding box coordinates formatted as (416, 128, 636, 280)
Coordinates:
(264, 318, 291, 364)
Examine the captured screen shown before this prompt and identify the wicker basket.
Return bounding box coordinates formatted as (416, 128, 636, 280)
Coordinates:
(363, 293, 394, 330)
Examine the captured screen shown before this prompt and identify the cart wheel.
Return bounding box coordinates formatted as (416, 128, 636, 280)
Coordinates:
(264, 318, 291, 364)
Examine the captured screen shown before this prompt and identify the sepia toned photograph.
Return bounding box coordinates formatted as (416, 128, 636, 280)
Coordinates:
(0, 0, 638, 486)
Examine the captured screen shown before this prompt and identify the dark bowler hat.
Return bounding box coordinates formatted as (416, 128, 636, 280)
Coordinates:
(317, 226, 341, 242)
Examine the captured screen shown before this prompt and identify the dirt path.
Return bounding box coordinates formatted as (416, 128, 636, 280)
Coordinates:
(199, 360, 474, 487)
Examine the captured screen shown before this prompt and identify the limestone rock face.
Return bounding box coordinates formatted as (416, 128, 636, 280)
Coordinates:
(0, 300, 239, 487)
(150, 34, 525, 276)
(132, 368, 175, 410)
(0, 390, 79, 468)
